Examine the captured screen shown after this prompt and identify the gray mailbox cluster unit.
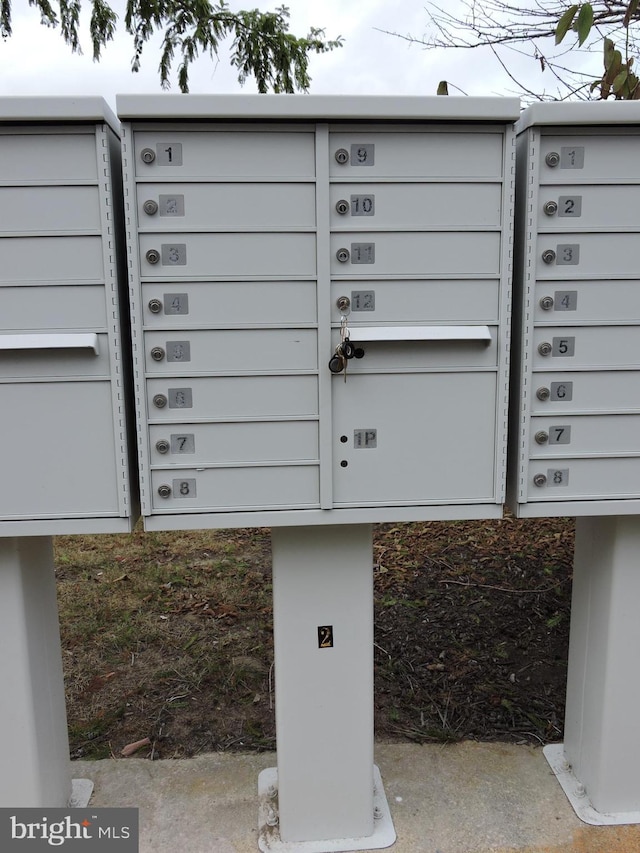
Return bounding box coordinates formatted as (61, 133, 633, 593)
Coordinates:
(510, 101, 640, 518)
(0, 98, 136, 536)
(117, 94, 518, 531)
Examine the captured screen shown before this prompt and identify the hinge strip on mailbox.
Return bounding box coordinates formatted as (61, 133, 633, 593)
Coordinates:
(0, 333, 100, 353)
(345, 325, 492, 342)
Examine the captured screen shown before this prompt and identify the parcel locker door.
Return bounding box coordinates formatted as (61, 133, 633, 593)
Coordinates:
(0, 382, 120, 518)
(332, 373, 497, 506)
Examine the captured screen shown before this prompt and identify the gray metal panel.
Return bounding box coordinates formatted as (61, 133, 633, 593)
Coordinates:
(0, 132, 98, 182)
(532, 326, 640, 369)
(529, 414, 640, 456)
(530, 371, 640, 414)
(117, 94, 520, 121)
(526, 457, 640, 500)
(329, 182, 502, 228)
(0, 285, 107, 331)
(143, 329, 317, 374)
(148, 420, 318, 465)
(133, 130, 315, 178)
(138, 232, 316, 278)
(0, 186, 101, 233)
(0, 236, 104, 283)
(150, 465, 320, 511)
(534, 280, 640, 324)
(137, 182, 316, 229)
(516, 101, 640, 133)
(146, 375, 319, 419)
(0, 95, 119, 132)
(329, 132, 504, 178)
(535, 233, 640, 278)
(538, 134, 640, 181)
(536, 185, 640, 229)
(141, 281, 317, 328)
(0, 382, 120, 518)
(332, 373, 498, 505)
(330, 280, 500, 325)
(329, 232, 501, 276)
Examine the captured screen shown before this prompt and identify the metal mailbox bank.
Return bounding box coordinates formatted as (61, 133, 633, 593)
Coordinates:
(118, 93, 518, 850)
(0, 98, 136, 807)
(510, 101, 640, 824)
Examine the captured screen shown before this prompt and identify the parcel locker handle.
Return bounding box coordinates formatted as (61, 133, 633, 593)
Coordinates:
(0, 333, 99, 354)
(345, 325, 492, 343)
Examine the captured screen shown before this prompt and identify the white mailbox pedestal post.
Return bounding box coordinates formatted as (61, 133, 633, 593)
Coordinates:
(510, 101, 640, 823)
(117, 94, 518, 850)
(0, 98, 137, 807)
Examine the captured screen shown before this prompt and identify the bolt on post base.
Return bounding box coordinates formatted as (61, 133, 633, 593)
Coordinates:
(258, 766, 396, 853)
(544, 744, 640, 826)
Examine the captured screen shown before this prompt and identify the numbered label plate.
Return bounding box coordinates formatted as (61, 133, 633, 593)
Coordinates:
(350, 243, 375, 264)
(350, 194, 375, 216)
(350, 144, 374, 166)
(166, 341, 191, 362)
(552, 337, 575, 357)
(548, 425, 571, 445)
(560, 147, 584, 169)
(156, 143, 183, 166)
(172, 478, 196, 498)
(351, 290, 375, 311)
(354, 429, 377, 448)
(547, 468, 570, 487)
(168, 387, 193, 408)
(159, 195, 185, 217)
(558, 196, 582, 218)
(550, 381, 573, 401)
(161, 244, 187, 266)
(163, 293, 189, 315)
(170, 434, 195, 454)
(553, 291, 578, 312)
(556, 244, 580, 266)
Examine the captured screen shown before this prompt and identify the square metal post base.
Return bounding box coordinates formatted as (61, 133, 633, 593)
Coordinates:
(258, 766, 396, 852)
(544, 744, 640, 825)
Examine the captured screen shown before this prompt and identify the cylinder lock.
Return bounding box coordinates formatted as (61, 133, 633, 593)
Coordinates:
(545, 151, 560, 167)
(146, 249, 160, 265)
(533, 473, 547, 487)
(140, 148, 156, 164)
(153, 394, 168, 408)
(148, 299, 163, 314)
(157, 484, 172, 498)
(335, 199, 350, 215)
(150, 347, 165, 362)
(335, 148, 349, 165)
(143, 199, 159, 216)
(534, 431, 549, 445)
(336, 248, 350, 263)
(336, 296, 351, 313)
(538, 341, 552, 356)
(543, 200, 558, 216)
(542, 249, 556, 265)
(536, 387, 550, 401)
(539, 295, 554, 311)
(155, 439, 170, 454)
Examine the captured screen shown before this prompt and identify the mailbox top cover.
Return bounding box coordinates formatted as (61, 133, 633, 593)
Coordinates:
(0, 95, 119, 134)
(116, 93, 520, 122)
(517, 100, 640, 134)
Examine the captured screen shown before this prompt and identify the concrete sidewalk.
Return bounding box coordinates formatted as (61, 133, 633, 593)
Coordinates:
(73, 742, 640, 852)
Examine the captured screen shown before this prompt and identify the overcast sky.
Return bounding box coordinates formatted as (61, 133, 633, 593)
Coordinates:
(0, 0, 599, 110)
